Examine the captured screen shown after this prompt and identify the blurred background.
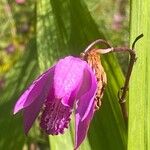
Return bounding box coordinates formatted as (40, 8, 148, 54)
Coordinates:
(0, 0, 129, 150)
(0, 0, 129, 82)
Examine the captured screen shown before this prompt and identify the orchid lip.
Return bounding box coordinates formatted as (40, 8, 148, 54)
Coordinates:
(40, 99, 72, 135)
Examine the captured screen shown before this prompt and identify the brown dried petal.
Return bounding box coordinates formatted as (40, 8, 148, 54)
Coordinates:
(82, 49, 107, 110)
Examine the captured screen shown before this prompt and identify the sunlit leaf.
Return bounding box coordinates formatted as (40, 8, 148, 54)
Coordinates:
(128, 0, 150, 149)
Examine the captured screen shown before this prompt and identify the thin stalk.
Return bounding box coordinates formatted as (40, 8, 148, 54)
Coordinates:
(82, 34, 143, 126)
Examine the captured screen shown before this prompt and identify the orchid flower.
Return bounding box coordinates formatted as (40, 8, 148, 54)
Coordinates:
(13, 34, 143, 149)
(13, 56, 100, 149)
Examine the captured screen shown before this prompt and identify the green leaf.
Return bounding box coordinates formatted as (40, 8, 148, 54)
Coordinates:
(128, 0, 150, 150)
(37, 0, 127, 150)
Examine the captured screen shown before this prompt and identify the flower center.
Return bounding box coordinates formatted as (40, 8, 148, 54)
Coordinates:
(40, 99, 72, 135)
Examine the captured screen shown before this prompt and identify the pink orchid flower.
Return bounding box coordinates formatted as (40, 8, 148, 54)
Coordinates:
(14, 56, 97, 149)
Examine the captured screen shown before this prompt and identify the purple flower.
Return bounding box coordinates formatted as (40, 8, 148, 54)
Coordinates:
(13, 56, 97, 149)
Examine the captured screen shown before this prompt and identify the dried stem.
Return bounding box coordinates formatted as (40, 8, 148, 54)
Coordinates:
(84, 39, 111, 53)
(113, 47, 136, 125)
(83, 34, 143, 126)
(113, 34, 143, 126)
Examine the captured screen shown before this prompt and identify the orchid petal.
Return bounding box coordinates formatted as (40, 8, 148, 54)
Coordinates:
(54, 56, 87, 106)
(13, 67, 54, 114)
(23, 93, 45, 134)
(75, 102, 95, 150)
(75, 64, 97, 149)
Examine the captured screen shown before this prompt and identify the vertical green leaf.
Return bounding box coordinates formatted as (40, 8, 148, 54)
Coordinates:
(128, 0, 150, 149)
(37, 0, 127, 150)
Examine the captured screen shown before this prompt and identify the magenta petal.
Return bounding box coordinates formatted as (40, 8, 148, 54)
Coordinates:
(23, 93, 44, 134)
(13, 67, 54, 114)
(76, 64, 97, 120)
(75, 64, 97, 149)
(54, 56, 87, 105)
(75, 102, 94, 150)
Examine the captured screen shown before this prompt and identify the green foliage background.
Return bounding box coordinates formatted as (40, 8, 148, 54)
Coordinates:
(1, 0, 148, 150)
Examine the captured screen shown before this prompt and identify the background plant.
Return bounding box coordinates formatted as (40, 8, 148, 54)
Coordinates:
(0, 0, 148, 150)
